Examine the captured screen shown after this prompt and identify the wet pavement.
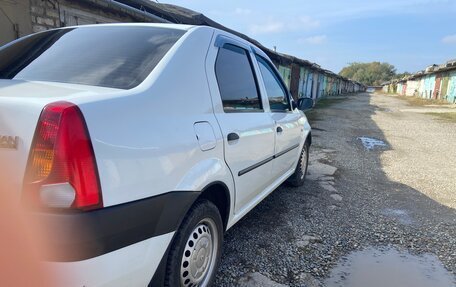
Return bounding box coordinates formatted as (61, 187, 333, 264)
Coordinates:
(357, 136, 387, 150)
(326, 247, 455, 287)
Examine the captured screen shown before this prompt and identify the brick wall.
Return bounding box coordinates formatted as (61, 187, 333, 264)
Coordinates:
(30, 0, 60, 32)
(28, 0, 161, 34)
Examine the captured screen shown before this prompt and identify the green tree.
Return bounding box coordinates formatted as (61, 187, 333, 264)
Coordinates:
(339, 62, 397, 86)
(393, 72, 412, 80)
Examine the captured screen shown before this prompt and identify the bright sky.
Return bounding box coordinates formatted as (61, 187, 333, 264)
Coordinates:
(162, 0, 456, 74)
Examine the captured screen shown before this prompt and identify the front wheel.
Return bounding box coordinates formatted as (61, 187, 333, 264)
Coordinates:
(287, 142, 309, 187)
(165, 200, 223, 287)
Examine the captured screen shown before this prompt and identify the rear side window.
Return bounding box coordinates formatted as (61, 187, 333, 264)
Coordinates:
(0, 26, 185, 89)
(256, 55, 290, 112)
(215, 44, 262, 112)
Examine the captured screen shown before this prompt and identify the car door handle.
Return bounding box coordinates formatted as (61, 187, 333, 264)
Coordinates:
(227, 132, 240, 142)
(276, 126, 283, 133)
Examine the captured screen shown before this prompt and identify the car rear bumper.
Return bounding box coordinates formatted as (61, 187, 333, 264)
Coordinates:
(47, 232, 174, 287)
(35, 191, 198, 262)
(32, 191, 200, 286)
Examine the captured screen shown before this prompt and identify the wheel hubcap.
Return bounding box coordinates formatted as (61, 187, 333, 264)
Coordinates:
(180, 219, 218, 287)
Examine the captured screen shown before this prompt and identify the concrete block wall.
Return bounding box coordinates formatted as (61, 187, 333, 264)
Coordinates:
(28, 0, 152, 33)
(30, 0, 61, 32)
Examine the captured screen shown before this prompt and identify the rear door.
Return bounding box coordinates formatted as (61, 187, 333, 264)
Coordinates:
(208, 38, 275, 213)
(254, 55, 303, 179)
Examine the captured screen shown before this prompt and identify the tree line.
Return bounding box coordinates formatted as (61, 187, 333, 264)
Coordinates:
(339, 62, 410, 86)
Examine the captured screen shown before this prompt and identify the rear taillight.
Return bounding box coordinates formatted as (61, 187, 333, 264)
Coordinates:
(23, 101, 102, 211)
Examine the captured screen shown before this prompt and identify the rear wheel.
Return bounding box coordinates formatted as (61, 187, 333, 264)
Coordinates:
(165, 200, 223, 287)
(287, 142, 309, 187)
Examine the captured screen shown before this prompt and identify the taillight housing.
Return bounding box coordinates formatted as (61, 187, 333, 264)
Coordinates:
(23, 101, 102, 211)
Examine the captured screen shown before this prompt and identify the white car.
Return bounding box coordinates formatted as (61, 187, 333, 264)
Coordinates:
(0, 23, 313, 286)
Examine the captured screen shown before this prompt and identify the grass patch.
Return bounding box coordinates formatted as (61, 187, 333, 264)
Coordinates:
(400, 96, 449, 106)
(305, 97, 347, 124)
(314, 97, 347, 109)
(426, 112, 456, 122)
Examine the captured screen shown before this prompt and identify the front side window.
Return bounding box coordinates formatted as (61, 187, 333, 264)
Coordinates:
(256, 55, 290, 112)
(0, 26, 185, 89)
(215, 44, 262, 112)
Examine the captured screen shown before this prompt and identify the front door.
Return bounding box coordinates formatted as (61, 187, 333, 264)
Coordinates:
(255, 55, 302, 179)
(211, 43, 275, 213)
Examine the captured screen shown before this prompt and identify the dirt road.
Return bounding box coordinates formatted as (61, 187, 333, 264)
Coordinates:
(215, 93, 456, 286)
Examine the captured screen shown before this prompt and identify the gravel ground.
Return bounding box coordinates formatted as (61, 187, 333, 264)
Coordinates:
(214, 93, 456, 286)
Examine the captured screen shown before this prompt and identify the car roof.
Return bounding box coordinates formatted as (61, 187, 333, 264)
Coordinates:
(61, 22, 196, 31)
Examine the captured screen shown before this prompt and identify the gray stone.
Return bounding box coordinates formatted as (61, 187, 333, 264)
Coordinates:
(31, 6, 44, 15)
(319, 182, 337, 192)
(328, 205, 338, 210)
(308, 162, 337, 177)
(32, 25, 47, 33)
(45, 9, 60, 19)
(297, 235, 322, 248)
(238, 272, 288, 287)
(36, 16, 54, 26)
(295, 272, 321, 287)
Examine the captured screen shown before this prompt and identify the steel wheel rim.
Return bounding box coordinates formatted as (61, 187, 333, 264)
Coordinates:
(180, 218, 218, 287)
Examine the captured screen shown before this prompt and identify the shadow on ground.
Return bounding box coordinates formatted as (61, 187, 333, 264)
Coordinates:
(214, 93, 456, 287)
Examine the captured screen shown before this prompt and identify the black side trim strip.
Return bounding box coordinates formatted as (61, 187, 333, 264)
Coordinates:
(275, 143, 299, 158)
(34, 191, 199, 262)
(238, 143, 300, 176)
(238, 156, 274, 176)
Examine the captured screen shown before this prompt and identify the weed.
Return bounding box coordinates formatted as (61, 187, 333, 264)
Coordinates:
(426, 112, 456, 122)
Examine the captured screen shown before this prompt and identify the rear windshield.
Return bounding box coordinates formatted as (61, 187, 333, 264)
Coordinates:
(0, 26, 185, 89)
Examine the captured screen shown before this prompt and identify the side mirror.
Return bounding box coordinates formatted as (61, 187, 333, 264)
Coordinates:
(297, 97, 314, 111)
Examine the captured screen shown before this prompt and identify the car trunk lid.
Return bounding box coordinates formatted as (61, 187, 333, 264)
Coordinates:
(0, 79, 119, 199)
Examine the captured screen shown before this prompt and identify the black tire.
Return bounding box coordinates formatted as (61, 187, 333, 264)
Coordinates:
(164, 200, 223, 287)
(287, 142, 310, 187)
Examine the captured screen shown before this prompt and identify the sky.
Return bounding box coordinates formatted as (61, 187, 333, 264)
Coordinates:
(162, 0, 456, 74)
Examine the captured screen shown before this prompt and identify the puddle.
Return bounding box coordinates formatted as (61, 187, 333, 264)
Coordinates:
(381, 208, 414, 225)
(325, 247, 455, 287)
(358, 136, 387, 150)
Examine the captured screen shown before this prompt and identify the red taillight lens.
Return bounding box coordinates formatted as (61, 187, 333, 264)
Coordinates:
(23, 101, 102, 211)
